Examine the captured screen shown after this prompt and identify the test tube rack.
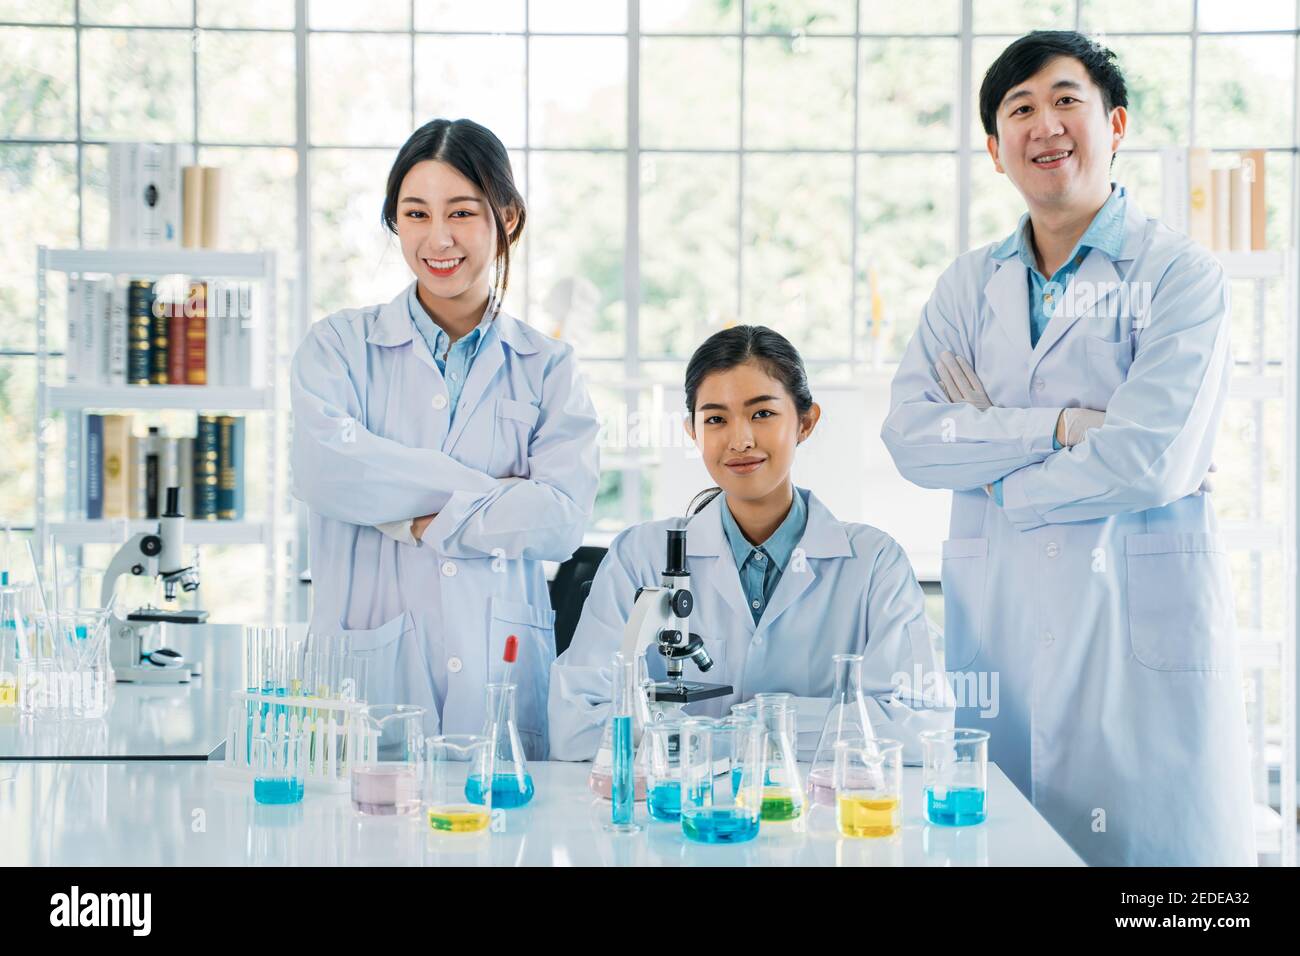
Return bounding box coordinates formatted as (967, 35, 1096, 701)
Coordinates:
(216, 689, 368, 793)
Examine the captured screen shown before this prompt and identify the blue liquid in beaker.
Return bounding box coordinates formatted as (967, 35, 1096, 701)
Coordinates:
(925, 786, 986, 826)
(647, 782, 681, 822)
(682, 807, 759, 844)
(254, 777, 302, 805)
(465, 772, 535, 809)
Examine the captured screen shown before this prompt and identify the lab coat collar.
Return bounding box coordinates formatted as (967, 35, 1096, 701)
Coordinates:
(365, 282, 539, 357)
(986, 184, 1147, 359)
(686, 488, 852, 560)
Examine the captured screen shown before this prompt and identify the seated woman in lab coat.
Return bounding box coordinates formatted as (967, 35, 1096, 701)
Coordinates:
(548, 325, 953, 762)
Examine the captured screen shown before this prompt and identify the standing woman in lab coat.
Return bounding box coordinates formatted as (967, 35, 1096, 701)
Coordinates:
(549, 326, 952, 762)
(882, 32, 1253, 865)
(291, 119, 600, 758)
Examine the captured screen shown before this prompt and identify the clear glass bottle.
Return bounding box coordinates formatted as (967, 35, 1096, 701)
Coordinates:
(808, 653, 878, 806)
(468, 682, 534, 809)
(754, 692, 805, 823)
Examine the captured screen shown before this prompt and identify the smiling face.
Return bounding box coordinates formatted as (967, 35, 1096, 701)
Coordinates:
(685, 360, 819, 508)
(395, 159, 515, 309)
(986, 54, 1126, 214)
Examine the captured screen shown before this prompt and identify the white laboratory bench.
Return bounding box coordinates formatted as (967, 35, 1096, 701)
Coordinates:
(0, 759, 1083, 866)
(0, 624, 290, 761)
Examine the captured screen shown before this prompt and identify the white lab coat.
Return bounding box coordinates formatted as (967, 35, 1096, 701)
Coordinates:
(548, 489, 954, 763)
(291, 283, 600, 759)
(882, 197, 1255, 865)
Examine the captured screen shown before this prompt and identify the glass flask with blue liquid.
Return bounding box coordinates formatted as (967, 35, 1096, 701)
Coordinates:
(466, 682, 534, 809)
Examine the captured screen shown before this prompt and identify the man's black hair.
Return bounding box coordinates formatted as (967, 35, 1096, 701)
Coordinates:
(979, 31, 1128, 138)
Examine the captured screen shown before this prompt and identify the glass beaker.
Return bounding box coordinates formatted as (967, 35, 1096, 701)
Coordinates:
(353, 704, 425, 815)
(920, 728, 989, 827)
(808, 653, 877, 806)
(833, 737, 903, 838)
(468, 682, 534, 809)
(644, 719, 685, 822)
(680, 716, 764, 845)
(0, 586, 35, 708)
(754, 692, 804, 823)
(427, 734, 494, 834)
(51, 609, 112, 719)
(252, 729, 306, 805)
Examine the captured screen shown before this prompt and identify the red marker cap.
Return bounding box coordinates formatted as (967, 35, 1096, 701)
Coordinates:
(504, 635, 519, 663)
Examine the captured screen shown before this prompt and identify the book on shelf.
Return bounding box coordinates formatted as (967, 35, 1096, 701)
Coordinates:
(1160, 147, 1267, 252)
(64, 276, 256, 387)
(108, 143, 184, 249)
(80, 415, 246, 524)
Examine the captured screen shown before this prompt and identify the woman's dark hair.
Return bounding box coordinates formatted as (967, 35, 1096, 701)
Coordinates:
(683, 325, 814, 516)
(382, 118, 526, 314)
(978, 31, 1128, 139)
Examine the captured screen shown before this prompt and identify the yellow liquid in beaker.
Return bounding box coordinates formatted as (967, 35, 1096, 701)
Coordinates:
(837, 794, 900, 838)
(428, 805, 491, 834)
(0, 679, 15, 707)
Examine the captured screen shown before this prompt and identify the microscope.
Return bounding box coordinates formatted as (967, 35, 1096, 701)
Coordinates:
(620, 527, 732, 711)
(99, 486, 208, 684)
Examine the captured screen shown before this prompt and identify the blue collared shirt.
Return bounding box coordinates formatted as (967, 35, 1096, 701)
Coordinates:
(990, 183, 1128, 349)
(989, 185, 1128, 506)
(719, 488, 809, 625)
(406, 285, 494, 418)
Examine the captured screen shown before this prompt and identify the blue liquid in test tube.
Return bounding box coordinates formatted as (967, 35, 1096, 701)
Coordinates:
(611, 715, 634, 827)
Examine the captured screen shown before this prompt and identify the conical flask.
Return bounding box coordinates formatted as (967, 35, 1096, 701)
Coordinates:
(468, 682, 534, 808)
(808, 653, 878, 805)
(754, 692, 805, 822)
(588, 654, 652, 801)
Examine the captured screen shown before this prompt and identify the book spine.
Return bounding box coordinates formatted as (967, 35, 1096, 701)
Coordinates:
(194, 415, 220, 520)
(66, 275, 81, 384)
(145, 429, 161, 519)
(1243, 149, 1267, 250)
(231, 416, 245, 520)
(182, 165, 204, 249)
(168, 305, 187, 384)
(1211, 167, 1231, 251)
(201, 166, 223, 249)
(128, 434, 144, 519)
(108, 280, 126, 384)
(185, 281, 207, 385)
(161, 143, 181, 247)
(127, 280, 153, 385)
(1159, 147, 1188, 234)
(95, 278, 112, 384)
(1229, 164, 1252, 252)
(1187, 147, 1212, 249)
(101, 414, 131, 520)
(150, 287, 169, 384)
(217, 415, 236, 520)
(86, 415, 103, 521)
(178, 437, 194, 517)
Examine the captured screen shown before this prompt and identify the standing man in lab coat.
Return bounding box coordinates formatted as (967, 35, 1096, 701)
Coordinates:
(882, 31, 1254, 865)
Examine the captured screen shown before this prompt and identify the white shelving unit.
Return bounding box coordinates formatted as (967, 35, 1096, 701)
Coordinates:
(1215, 248, 1298, 866)
(34, 246, 285, 625)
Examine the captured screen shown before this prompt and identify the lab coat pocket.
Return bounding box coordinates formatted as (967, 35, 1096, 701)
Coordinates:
(1084, 335, 1134, 410)
(489, 398, 540, 478)
(340, 611, 440, 732)
(1126, 533, 1234, 672)
(940, 537, 988, 671)
(489, 596, 556, 758)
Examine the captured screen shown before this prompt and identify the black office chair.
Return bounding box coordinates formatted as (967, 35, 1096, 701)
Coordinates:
(548, 546, 608, 657)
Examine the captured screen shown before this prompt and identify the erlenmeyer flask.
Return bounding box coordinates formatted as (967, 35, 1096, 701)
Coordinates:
(588, 655, 652, 801)
(468, 682, 534, 809)
(754, 693, 805, 823)
(808, 653, 878, 805)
